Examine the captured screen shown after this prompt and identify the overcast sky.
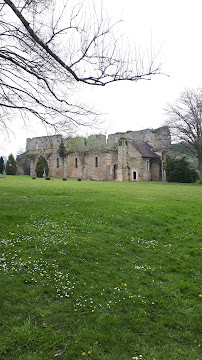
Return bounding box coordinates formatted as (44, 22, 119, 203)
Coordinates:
(1, 0, 202, 157)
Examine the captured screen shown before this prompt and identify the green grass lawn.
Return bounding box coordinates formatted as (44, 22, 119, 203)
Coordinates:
(0, 176, 201, 360)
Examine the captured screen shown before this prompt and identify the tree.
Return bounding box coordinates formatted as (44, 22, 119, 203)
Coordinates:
(5, 153, 17, 175)
(35, 155, 49, 177)
(58, 138, 67, 177)
(165, 156, 197, 183)
(0, 156, 4, 173)
(165, 88, 202, 183)
(58, 139, 67, 159)
(0, 0, 160, 134)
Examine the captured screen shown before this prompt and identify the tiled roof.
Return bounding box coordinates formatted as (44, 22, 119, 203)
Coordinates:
(131, 141, 160, 158)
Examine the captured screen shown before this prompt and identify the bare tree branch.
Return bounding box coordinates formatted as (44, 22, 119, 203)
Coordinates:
(165, 88, 202, 183)
(0, 0, 161, 135)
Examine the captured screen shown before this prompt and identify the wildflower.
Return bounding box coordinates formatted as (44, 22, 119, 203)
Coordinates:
(11, 233, 15, 235)
(74, 309, 77, 311)
(199, 294, 202, 297)
(3, 264, 5, 267)
(82, 352, 85, 356)
(40, 273, 44, 277)
(84, 282, 86, 285)
(96, 262, 99, 264)
(88, 351, 91, 355)
(168, 244, 171, 247)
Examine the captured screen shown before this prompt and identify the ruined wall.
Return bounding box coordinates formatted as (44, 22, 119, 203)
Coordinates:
(16, 153, 38, 176)
(117, 139, 129, 181)
(108, 126, 171, 151)
(26, 135, 62, 154)
(150, 159, 161, 181)
(66, 150, 117, 181)
(26, 127, 170, 154)
(86, 135, 106, 150)
(17, 127, 169, 181)
(85, 150, 117, 181)
(66, 152, 86, 179)
(48, 153, 64, 178)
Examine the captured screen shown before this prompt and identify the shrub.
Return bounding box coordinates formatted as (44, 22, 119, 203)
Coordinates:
(6, 154, 17, 175)
(0, 156, 4, 174)
(35, 155, 49, 178)
(165, 156, 197, 183)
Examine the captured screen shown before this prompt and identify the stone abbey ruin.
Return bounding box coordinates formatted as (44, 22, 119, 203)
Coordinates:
(17, 126, 171, 182)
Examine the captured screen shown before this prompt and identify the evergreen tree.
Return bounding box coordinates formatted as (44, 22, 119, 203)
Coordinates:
(165, 156, 197, 183)
(58, 139, 67, 178)
(58, 139, 67, 159)
(0, 156, 4, 174)
(35, 155, 49, 178)
(5, 154, 17, 175)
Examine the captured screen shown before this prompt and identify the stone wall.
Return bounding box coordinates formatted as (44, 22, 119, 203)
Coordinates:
(17, 126, 170, 181)
(16, 153, 38, 176)
(150, 159, 161, 181)
(48, 153, 64, 178)
(117, 140, 161, 182)
(86, 150, 117, 181)
(25, 127, 170, 154)
(26, 135, 62, 154)
(107, 126, 171, 150)
(66, 150, 117, 181)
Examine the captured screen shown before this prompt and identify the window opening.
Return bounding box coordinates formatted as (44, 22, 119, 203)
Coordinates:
(95, 156, 98, 167)
(133, 171, 137, 180)
(56, 158, 59, 168)
(113, 164, 118, 180)
(75, 158, 78, 168)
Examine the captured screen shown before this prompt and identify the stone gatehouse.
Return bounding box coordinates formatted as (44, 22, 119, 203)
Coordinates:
(17, 126, 171, 181)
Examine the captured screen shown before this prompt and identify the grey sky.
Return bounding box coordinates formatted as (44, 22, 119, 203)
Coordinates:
(1, 0, 202, 156)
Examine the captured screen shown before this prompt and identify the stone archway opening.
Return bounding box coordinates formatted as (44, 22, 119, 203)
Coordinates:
(133, 171, 137, 181)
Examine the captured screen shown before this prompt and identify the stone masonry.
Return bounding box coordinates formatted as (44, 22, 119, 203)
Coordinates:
(17, 127, 171, 181)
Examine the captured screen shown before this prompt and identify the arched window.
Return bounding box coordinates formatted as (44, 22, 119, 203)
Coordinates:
(56, 158, 59, 168)
(133, 171, 137, 180)
(75, 158, 78, 168)
(95, 156, 98, 167)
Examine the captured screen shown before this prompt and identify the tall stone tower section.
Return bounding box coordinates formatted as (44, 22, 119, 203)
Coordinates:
(117, 138, 129, 181)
